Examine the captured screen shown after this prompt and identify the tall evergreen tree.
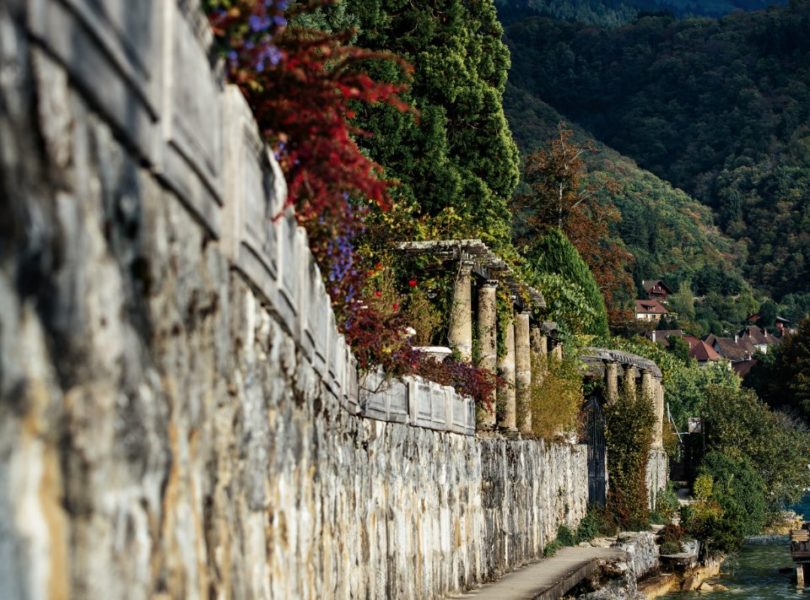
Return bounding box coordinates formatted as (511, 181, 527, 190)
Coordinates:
(514, 126, 634, 324)
(528, 228, 610, 337)
(340, 0, 521, 248)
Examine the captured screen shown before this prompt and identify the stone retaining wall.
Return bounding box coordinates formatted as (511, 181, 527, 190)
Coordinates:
(0, 2, 588, 598)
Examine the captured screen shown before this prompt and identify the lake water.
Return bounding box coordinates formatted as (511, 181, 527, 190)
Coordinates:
(659, 495, 810, 599)
(659, 541, 803, 599)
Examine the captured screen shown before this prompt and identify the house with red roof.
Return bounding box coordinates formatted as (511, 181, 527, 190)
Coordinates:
(635, 299, 669, 322)
(688, 338, 722, 366)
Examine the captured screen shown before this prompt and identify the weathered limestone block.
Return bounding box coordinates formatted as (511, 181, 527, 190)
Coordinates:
(274, 213, 302, 331)
(221, 86, 281, 315)
(158, 0, 225, 235)
(27, 0, 163, 164)
(448, 261, 473, 362)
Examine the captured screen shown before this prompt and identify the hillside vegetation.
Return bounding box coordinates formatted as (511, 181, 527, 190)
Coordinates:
(504, 1, 810, 301)
(495, 0, 788, 27)
(505, 85, 748, 317)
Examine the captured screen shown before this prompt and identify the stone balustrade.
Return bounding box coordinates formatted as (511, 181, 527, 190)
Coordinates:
(360, 369, 477, 435)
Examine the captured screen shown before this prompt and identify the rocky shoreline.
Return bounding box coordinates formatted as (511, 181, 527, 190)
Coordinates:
(562, 529, 730, 599)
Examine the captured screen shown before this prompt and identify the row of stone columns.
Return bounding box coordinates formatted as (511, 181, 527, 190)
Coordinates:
(447, 260, 548, 434)
(604, 363, 664, 449)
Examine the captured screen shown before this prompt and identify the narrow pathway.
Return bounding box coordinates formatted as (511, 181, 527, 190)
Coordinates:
(449, 546, 627, 600)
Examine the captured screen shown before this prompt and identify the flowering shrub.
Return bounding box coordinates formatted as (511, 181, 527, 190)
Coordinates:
(204, 0, 501, 406)
(205, 0, 414, 363)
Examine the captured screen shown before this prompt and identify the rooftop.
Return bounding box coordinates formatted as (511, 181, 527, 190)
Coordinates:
(635, 299, 669, 315)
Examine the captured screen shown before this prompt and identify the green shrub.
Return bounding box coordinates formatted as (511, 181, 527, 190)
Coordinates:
(650, 483, 680, 524)
(543, 539, 563, 557)
(530, 354, 583, 441)
(683, 452, 767, 556)
(556, 524, 576, 547)
(575, 507, 613, 542)
(660, 540, 682, 555)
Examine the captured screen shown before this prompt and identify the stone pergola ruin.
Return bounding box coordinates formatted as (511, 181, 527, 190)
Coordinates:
(580, 348, 669, 508)
(395, 240, 550, 433)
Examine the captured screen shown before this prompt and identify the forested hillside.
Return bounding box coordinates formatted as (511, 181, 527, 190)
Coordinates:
(505, 85, 757, 333)
(495, 0, 788, 27)
(504, 1, 810, 302)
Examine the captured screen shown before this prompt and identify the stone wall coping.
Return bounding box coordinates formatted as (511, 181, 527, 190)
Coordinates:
(580, 347, 663, 380)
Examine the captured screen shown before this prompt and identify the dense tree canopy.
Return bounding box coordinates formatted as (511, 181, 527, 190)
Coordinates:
(746, 317, 810, 420)
(503, 89, 754, 334)
(494, 0, 788, 27)
(333, 0, 521, 249)
(526, 228, 610, 337)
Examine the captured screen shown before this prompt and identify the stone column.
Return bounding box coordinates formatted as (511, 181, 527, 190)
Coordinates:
(606, 362, 619, 405)
(448, 260, 473, 362)
(476, 280, 498, 428)
(515, 311, 532, 435)
(530, 326, 548, 358)
(641, 369, 661, 448)
(530, 325, 547, 395)
(641, 369, 653, 404)
(623, 365, 638, 401)
(653, 379, 665, 450)
(498, 314, 517, 432)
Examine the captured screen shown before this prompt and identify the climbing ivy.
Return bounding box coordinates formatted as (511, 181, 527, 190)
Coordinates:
(605, 372, 655, 530)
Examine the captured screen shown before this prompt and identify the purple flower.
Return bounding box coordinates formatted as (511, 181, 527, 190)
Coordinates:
(248, 14, 272, 32)
(256, 45, 282, 71)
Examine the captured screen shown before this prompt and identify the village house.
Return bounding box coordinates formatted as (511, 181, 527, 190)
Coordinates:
(739, 324, 781, 354)
(685, 336, 723, 367)
(635, 299, 669, 322)
(648, 329, 685, 347)
(642, 279, 674, 303)
(697, 325, 782, 377)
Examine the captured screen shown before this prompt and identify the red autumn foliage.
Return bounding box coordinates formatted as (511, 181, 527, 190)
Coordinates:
(515, 125, 635, 326)
(207, 1, 413, 227)
(205, 1, 500, 407)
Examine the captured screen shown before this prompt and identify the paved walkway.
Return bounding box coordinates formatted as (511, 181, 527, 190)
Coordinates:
(448, 546, 627, 600)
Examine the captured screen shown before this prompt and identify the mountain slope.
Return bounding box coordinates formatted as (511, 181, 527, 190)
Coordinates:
(504, 2, 810, 299)
(505, 84, 745, 297)
(495, 0, 788, 27)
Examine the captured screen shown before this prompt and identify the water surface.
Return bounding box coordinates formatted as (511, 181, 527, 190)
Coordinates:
(658, 541, 802, 599)
(660, 494, 810, 599)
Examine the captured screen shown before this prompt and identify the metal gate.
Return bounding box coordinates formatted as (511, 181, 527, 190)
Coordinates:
(584, 395, 607, 507)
